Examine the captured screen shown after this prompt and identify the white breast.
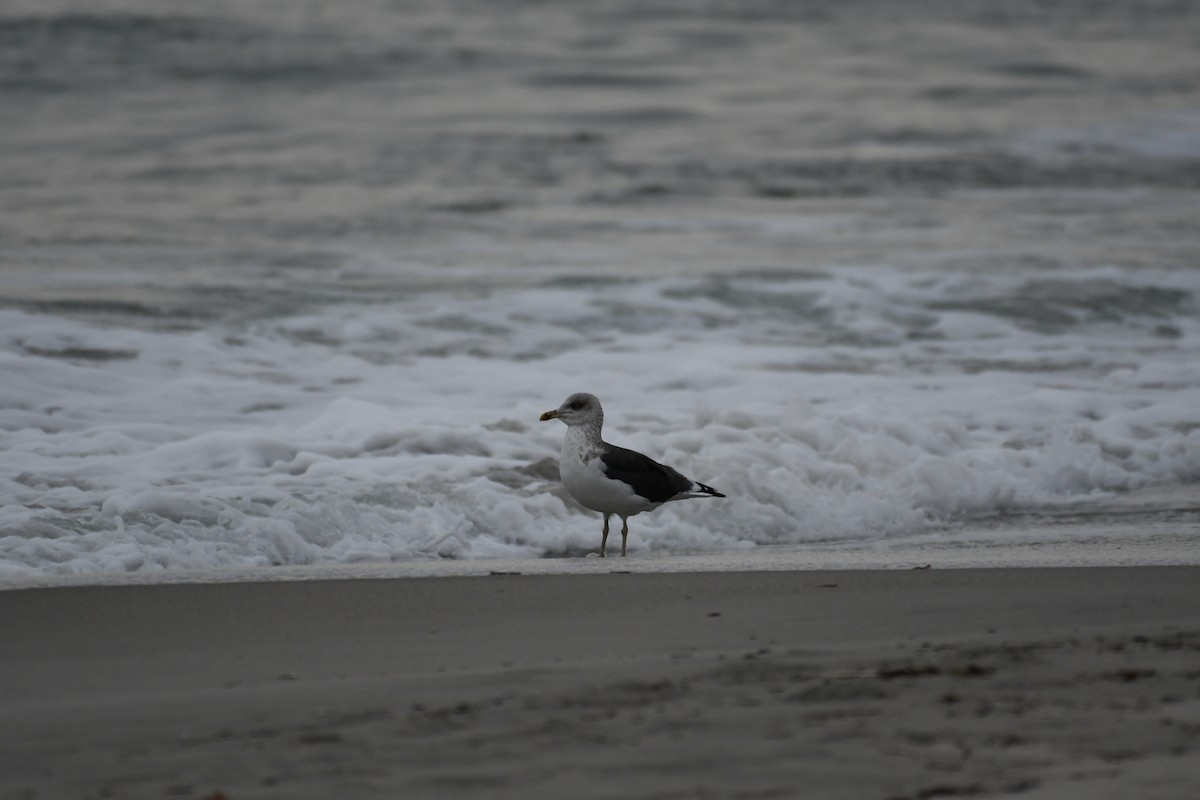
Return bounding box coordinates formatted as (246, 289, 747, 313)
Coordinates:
(559, 430, 657, 518)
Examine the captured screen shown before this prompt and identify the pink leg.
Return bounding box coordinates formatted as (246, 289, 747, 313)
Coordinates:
(600, 514, 610, 558)
(620, 518, 629, 557)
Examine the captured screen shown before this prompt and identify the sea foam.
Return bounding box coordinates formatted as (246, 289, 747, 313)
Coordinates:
(2, 262, 1197, 577)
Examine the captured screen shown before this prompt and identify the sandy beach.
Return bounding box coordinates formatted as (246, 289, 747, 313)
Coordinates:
(2, 565, 1198, 799)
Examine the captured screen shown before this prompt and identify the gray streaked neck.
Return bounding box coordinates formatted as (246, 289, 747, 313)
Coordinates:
(563, 420, 605, 462)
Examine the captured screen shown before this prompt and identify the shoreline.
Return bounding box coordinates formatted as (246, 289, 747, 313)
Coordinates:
(2, 518, 1197, 592)
(3, 566, 1199, 798)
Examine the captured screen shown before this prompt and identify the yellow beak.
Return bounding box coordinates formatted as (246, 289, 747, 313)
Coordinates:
(539, 410, 558, 421)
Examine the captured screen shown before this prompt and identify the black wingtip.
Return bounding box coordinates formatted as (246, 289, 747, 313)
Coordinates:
(697, 482, 725, 498)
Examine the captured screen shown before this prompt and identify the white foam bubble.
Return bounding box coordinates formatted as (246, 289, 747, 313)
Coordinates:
(1, 261, 1198, 578)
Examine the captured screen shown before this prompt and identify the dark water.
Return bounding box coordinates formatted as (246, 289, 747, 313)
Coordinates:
(4, 0, 1200, 296)
(2, 1, 1199, 578)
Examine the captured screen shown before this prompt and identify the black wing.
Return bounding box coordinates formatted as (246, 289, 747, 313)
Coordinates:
(599, 444, 694, 503)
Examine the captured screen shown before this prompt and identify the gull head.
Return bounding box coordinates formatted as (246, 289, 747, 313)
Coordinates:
(540, 392, 603, 427)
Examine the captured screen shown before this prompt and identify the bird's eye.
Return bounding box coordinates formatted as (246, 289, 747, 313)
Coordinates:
(570, 400, 584, 410)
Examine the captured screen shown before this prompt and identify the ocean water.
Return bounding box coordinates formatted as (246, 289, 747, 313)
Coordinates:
(2, 1, 1199, 581)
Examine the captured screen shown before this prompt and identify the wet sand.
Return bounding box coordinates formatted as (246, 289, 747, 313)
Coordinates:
(2, 566, 1199, 799)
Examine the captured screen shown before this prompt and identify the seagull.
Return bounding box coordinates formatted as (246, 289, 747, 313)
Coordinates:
(540, 392, 725, 557)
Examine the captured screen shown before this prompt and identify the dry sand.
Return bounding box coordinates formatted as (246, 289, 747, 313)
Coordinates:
(2, 566, 1199, 799)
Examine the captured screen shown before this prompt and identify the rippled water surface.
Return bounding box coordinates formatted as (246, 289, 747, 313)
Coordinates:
(3, 0, 1199, 579)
